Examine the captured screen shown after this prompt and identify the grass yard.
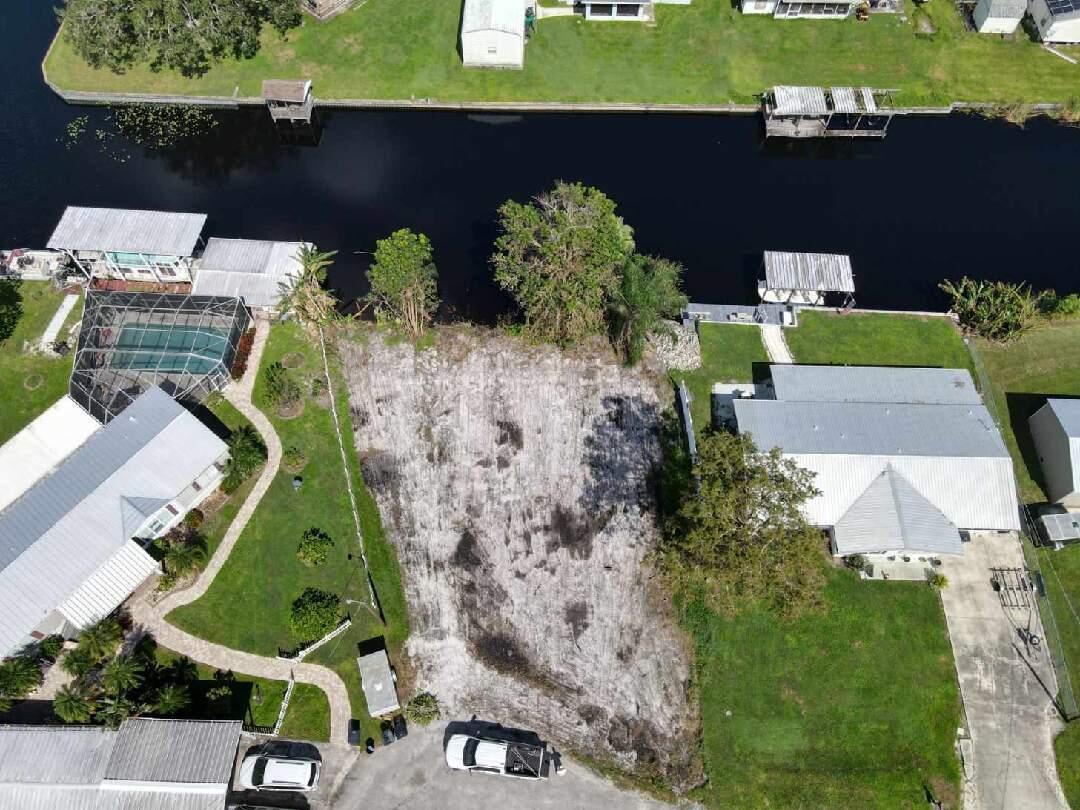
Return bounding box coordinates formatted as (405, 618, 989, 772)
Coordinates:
(168, 322, 409, 744)
(0, 282, 82, 444)
(1056, 721, 1080, 809)
(786, 310, 974, 372)
(672, 322, 768, 435)
(43, 0, 1080, 107)
(685, 569, 962, 808)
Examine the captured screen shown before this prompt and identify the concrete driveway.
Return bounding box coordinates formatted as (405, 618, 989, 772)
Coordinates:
(330, 720, 682, 810)
(938, 532, 1068, 810)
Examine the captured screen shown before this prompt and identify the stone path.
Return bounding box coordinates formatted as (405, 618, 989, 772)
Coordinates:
(39, 293, 79, 350)
(130, 316, 354, 745)
(759, 323, 793, 364)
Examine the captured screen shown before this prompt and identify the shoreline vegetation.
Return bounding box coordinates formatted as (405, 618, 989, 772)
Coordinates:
(43, 1, 1080, 111)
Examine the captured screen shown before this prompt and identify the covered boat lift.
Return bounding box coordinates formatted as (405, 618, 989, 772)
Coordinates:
(763, 86, 897, 138)
(758, 250, 855, 306)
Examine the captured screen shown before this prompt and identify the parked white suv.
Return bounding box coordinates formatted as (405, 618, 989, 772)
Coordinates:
(237, 750, 321, 792)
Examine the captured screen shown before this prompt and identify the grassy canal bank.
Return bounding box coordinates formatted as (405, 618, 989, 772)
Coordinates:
(44, 0, 1080, 108)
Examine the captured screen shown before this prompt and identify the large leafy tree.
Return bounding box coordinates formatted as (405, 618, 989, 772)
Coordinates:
(659, 431, 827, 620)
(61, 0, 301, 78)
(366, 229, 440, 340)
(492, 181, 635, 346)
(609, 254, 688, 364)
(289, 588, 342, 640)
(0, 280, 23, 344)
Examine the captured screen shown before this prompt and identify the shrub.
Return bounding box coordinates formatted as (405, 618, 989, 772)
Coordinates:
(0, 657, 42, 700)
(311, 376, 328, 399)
(163, 533, 208, 579)
(264, 362, 301, 407)
(183, 509, 205, 530)
(843, 554, 867, 572)
(223, 425, 267, 493)
(283, 446, 307, 471)
(405, 692, 440, 726)
(297, 528, 334, 567)
(38, 634, 65, 661)
(1042, 292, 1080, 319)
(929, 572, 949, 590)
(939, 277, 1045, 343)
(230, 329, 256, 380)
(289, 588, 342, 640)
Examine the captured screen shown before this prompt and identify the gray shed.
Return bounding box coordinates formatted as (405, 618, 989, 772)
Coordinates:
(357, 649, 400, 717)
(1029, 399, 1080, 507)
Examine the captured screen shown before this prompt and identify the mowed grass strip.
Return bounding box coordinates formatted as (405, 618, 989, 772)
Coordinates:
(168, 322, 409, 741)
(43, 0, 1080, 106)
(687, 569, 962, 808)
(0, 282, 81, 444)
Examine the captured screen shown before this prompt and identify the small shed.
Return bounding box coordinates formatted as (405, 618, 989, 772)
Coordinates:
(973, 0, 1025, 33)
(1030, 0, 1080, 43)
(1029, 399, 1080, 507)
(758, 251, 854, 306)
(262, 80, 315, 122)
(357, 649, 400, 717)
(461, 0, 525, 69)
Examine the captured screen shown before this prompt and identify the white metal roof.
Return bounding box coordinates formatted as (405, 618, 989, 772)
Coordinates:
(0, 396, 100, 513)
(769, 365, 981, 406)
(772, 86, 829, 116)
(462, 0, 525, 36)
(763, 251, 854, 293)
(0, 387, 226, 656)
(833, 466, 963, 556)
(58, 541, 160, 630)
(1041, 512, 1080, 544)
(357, 649, 400, 717)
(48, 207, 206, 257)
(192, 238, 305, 309)
(831, 86, 858, 113)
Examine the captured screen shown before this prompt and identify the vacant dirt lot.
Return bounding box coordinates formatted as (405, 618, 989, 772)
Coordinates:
(341, 328, 697, 787)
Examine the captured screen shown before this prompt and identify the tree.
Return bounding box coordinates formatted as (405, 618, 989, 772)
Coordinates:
(366, 229, 440, 340)
(98, 694, 138, 729)
(296, 528, 334, 567)
(263, 362, 301, 407)
(61, 645, 98, 679)
(278, 245, 339, 330)
(101, 655, 144, 696)
(164, 533, 208, 579)
(168, 656, 199, 685)
(60, 0, 301, 78)
(150, 683, 190, 717)
(492, 181, 635, 346)
(659, 431, 827, 620)
(54, 683, 96, 724)
(76, 618, 122, 662)
(289, 588, 342, 640)
(0, 279, 23, 344)
(223, 424, 267, 491)
(609, 254, 688, 364)
(0, 657, 41, 700)
(939, 277, 1045, 343)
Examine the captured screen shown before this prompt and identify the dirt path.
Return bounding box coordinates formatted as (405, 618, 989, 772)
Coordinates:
(130, 316, 353, 744)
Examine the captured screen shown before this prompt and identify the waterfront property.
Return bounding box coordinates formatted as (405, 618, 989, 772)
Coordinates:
(763, 86, 895, 138)
(973, 0, 1026, 34)
(191, 238, 305, 311)
(461, 0, 526, 69)
(757, 250, 855, 306)
(1031, 0, 1080, 43)
(734, 364, 1020, 579)
(1029, 398, 1080, 507)
(0, 718, 241, 808)
(70, 290, 251, 423)
(0, 386, 227, 657)
(47, 206, 207, 284)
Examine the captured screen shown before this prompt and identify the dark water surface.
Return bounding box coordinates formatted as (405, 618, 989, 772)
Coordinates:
(5, 1, 1080, 321)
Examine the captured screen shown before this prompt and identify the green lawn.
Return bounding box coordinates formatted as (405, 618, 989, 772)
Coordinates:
(1056, 721, 1080, 809)
(686, 569, 961, 808)
(168, 322, 409, 745)
(672, 322, 768, 435)
(43, 0, 1080, 106)
(0, 282, 82, 444)
(198, 395, 262, 558)
(786, 310, 974, 372)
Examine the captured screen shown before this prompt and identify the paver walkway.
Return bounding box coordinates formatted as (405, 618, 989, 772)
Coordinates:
(129, 316, 354, 744)
(760, 323, 793, 364)
(39, 293, 79, 350)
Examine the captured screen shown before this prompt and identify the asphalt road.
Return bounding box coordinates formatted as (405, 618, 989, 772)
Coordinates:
(330, 720, 680, 809)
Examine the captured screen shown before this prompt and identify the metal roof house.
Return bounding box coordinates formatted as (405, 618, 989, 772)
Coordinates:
(1029, 398, 1080, 508)
(1030, 0, 1080, 42)
(461, 0, 526, 68)
(758, 251, 855, 306)
(70, 290, 251, 423)
(734, 365, 1020, 577)
(0, 387, 227, 656)
(0, 718, 241, 810)
(192, 238, 305, 311)
(48, 206, 207, 284)
(973, 0, 1026, 33)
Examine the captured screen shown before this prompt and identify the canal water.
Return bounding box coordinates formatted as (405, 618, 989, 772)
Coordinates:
(5, 1, 1080, 321)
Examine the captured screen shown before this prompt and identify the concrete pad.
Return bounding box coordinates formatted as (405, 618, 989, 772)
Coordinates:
(938, 532, 1068, 810)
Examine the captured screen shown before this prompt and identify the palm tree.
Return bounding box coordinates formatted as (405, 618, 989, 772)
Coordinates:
(60, 645, 97, 679)
(168, 656, 199, 685)
(278, 244, 339, 329)
(97, 694, 137, 729)
(0, 657, 41, 699)
(150, 683, 190, 717)
(54, 683, 96, 724)
(164, 538, 207, 579)
(101, 655, 144, 696)
(76, 618, 122, 661)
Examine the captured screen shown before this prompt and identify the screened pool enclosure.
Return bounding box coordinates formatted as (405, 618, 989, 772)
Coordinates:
(71, 291, 251, 422)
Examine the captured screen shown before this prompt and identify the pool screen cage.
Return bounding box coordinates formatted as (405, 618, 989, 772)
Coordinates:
(71, 290, 251, 423)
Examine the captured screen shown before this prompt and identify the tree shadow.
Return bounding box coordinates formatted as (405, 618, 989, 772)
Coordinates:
(580, 394, 662, 516)
(0, 278, 24, 343)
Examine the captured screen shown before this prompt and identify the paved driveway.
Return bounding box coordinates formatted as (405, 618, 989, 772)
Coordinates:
(330, 721, 682, 810)
(938, 532, 1068, 810)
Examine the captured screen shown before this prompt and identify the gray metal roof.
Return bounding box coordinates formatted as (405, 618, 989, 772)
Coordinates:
(0, 725, 114, 784)
(833, 466, 962, 556)
(770, 364, 981, 405)
(1040, 512, 1080, 544)
(1045, 398, 1080, 437)
(0, 387, 226, 655)
(357, 649, 400, 717)
(772, 86, 829, 116)
(192, 238, 304, 309)
(48, 207, 206, 257)
(105, 718, 241, 785)
(462, 0, 525, 35)
(831, 86, 858, 113)
(262, 79, 311, 103)
(983, 0, 1026, 15)
(763, 251, 854, 293)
